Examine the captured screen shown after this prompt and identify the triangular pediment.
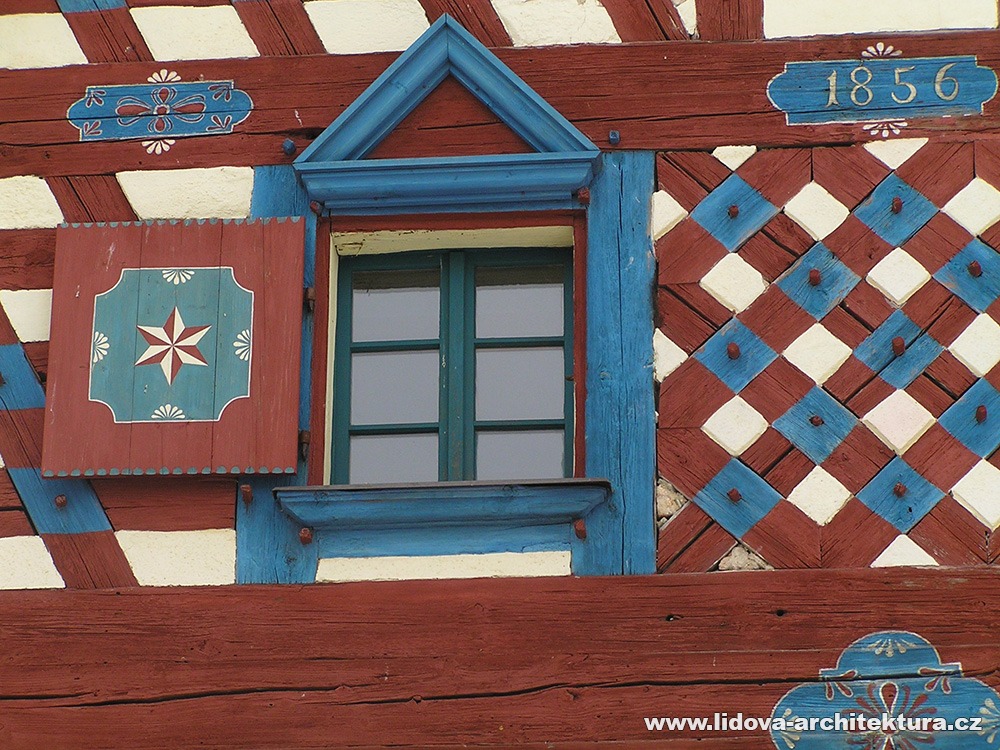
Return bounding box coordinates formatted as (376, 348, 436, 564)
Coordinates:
(297, 15, 597, 164)
(293, 16, 599, 214)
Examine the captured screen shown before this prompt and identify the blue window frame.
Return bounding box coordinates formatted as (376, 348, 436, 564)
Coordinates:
(332, 247, 574, 484)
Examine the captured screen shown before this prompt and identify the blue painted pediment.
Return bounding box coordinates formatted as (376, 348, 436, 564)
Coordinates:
(293, 15, 600, 214)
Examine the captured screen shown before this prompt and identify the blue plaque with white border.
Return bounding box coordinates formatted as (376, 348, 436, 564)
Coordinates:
(768, 44, 997, 131)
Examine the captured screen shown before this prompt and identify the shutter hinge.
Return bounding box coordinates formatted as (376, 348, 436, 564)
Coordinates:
(303, 287, 316, 313)
(298, 429, 311, 461)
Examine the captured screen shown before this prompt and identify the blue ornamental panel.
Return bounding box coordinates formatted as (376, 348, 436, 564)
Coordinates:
(772, 631, 1000, 748)
(91, 267, 253, 423)
(768, 45, 997, 127)
(67, 70, 252, 149)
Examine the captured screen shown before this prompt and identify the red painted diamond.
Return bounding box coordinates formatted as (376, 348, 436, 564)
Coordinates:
(135, 306, 211, 385)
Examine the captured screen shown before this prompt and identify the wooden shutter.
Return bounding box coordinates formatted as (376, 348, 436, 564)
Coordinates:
(41, 219, 305, 477)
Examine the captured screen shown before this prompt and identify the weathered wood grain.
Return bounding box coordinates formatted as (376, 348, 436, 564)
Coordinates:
(5, 31, 1000, 177)
(92, 476, 236, 531)
(418, 0, 512, 47)
(63, 6, 152, 64)
(601, 0, 689, 42)
(0, 569, 999, 747)
(234, 0, 326, 56)
(0, 230, 56, 291)
(41, 530, 139, 589)
(697, 0, 764, 40)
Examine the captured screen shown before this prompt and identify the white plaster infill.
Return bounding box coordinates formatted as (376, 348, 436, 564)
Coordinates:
(316, 551, 571, 582)
(115, 529, 237, 586)
(763, 0, 998, 38)
(304, 0, 430, 54)
(492, 0, 621, 46)
(130, 5, 259, 61)
(0, 536, 64, 590)
(0, 14, 87, 70)
(116, 167, 254, 220)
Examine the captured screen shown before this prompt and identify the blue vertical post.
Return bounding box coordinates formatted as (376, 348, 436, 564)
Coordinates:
(582, 151, 656, 575)
(236, 165, 318, 583)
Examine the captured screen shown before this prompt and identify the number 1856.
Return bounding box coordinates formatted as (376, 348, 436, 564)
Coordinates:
(826, 63, 960, 107)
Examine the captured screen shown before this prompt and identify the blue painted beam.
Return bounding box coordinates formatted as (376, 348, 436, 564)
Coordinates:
(0, 342, 114, 535)
(296, 152, 594, 215)
(236, 476, 317, 584)
(584, 151, 657, 575)
(315, 524, 571, 559)
(277, 479, 611, 530)
(234, 166, 317, 583)
(56, 0, 125, 12)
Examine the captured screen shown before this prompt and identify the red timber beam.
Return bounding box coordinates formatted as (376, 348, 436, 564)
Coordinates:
(4, 30, 1000, 178)
(1, 568, 1000, 748)
(697, 0, 764, 40)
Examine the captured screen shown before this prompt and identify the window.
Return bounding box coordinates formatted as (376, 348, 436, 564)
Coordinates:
(331, 247, 574, 484)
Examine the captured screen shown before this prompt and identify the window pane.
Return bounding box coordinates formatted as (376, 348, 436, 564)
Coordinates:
(476, 347, 564, 421)
(475, 265, 564, 338)
(476, 430, 564, 480)
(353, 269, 439, 342)
(350, 433, 438, 483)
(351, 350, 438, 425)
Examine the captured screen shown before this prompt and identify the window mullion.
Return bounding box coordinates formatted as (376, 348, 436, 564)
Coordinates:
(443, 252, 468, 481)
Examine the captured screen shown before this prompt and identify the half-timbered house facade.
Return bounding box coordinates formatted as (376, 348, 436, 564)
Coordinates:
(2, 0, 1000, 746)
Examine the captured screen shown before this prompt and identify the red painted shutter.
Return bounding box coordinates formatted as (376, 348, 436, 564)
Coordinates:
(42, 219, 305, 477)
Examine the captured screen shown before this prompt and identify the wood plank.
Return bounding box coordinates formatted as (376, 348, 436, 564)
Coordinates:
(5, 31, 1000, 176)
(0, 509, 33, 537)
(600, 0, 688, 42)
(41, 530, 139, 589)
(0, 469, 23, 509)
(22, 342, 47, 384)
(660, 521, 735, 572)
(417, 0, 512, 47)
(656, 501, 711, 571)
(696, 0, 764, 40)
(367, 75, 532, 160)
(0, 570, 1000, 747)
(0, 0, 60, 12)
(234, 0, 326, 56)
(45, 175, 138, 223)
(63, 6, 153, 64)
(92, 476, 236, 531)
(0, 230, 55, 291)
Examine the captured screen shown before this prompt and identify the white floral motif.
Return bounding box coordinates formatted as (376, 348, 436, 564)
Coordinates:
(862, 43, 902, 58)
(92, 331, 110, 363)
(151, 403, 186, 420)
(147, 69, 182, 84)
(863, 121, 908, 139)
(233, 329, 251, 361)
(980, 697, 1000, 744)
(142, 139, 175, 155)
(161, 269, 194, 285)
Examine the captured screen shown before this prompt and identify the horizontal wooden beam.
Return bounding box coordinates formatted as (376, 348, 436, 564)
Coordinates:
(1, 568, 999, 747)
(2, 30, 1000, 177)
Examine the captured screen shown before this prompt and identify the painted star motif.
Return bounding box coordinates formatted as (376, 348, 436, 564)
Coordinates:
(135, 306, 211, 384)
